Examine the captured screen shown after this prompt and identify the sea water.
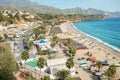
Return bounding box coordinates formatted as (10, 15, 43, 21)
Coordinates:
(73, 18, 120, 52)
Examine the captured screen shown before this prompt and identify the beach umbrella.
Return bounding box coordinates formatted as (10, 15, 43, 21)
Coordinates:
(80, 61, 87, 65)
(40, 39, 46, 44)
(86, 56, 90, 60)
(90, 57, 96, 61)
(80, 64, 87, 67)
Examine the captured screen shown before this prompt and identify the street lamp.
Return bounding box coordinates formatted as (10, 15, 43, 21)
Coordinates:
(34, 68, 37, 80)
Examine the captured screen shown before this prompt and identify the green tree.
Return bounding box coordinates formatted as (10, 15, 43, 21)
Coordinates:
(0, 43, 17, 80)
(33, 28, 40, 39)
(21, 50, 29, 61)
(42, 76, 50, 80)
(0, 12, 4, 22)
(51, 36, 59, 48)
(57, 69, 70, 80)
(28, 41, 33, 49)
(3, 33, 8, 40)
(104, 64, 117, 80)
(52, 36, 59, 44)
(37, 57, 46, 79)
(109, 64, 117, 74)
(66, 38, 72, 45)
(13, 34, 16, 39)
(14, 12, 20, 21)
(0, 69, 16, 80)
(21, 50, 29, 77)
(37, 49, 42, 55)
(40, 26, 46, 34)
(25, 35, 29, 42)
(0, 36, 3, 42)
(69, 47, 76, 57)
(50, 43, 56, 48)
(96, 61, 103, 72)
(66, 58, 74, 71)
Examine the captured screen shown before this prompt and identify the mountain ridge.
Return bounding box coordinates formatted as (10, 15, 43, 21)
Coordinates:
(0, 0, 120, 17)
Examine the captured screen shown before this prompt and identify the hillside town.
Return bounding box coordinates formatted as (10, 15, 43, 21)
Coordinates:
(0, 10, 120, 80)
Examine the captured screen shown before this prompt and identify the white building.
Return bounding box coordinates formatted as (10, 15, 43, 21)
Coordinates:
(34, 39, 51, 51)
(46, 58, 75, 79)
(0, 25, 7, 34)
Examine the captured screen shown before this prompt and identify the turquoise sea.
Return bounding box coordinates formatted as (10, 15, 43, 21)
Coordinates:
(73, 18, 120, 52)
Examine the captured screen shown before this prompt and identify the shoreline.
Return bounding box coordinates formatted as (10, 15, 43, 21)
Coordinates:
(71, 22, 120, 53)
(57, 22, 120, 79)
(70, 22, 120, 57)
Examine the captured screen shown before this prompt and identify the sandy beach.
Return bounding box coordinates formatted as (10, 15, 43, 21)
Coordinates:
(57, 22, 120, 79)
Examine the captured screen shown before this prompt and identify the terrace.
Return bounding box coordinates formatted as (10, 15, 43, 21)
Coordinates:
(60, 39, 88, 50)
(53, 27, 62, 34)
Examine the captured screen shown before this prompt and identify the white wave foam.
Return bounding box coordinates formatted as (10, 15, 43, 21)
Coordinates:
(72, 23, 120, 52)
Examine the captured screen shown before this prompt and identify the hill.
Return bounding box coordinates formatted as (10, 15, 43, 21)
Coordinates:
(63, 7, 105, 15)
(0, 0, 120, 17)
(0, 0, 64, 14)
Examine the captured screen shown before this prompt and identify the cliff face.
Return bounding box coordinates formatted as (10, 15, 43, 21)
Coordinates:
(0, 9, 107, 26)
(38, 14, 107, 26)
(0, 10, 36, 25)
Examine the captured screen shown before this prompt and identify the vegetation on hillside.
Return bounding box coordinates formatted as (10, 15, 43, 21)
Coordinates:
(0, 11, 36, 25)
(33, 26, 46, 40)
(38, 14, 106, 25)
(57, 69, 70, 80)
(0, 9, 106, 26)
(0, 43, 17, 80)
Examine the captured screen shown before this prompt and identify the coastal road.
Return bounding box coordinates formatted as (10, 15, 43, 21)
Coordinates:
(14, 36, 37, 61)
(14, 36, 24, 61)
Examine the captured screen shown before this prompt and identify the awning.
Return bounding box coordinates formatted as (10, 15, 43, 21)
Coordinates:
(80, 61, 87, 65)
(90, 57, 96, 61)
(40, 39, 46, 44)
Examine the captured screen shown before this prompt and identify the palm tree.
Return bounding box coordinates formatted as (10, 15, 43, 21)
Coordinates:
(25, 35, 29, 42)
(57, 69, 70, 80)
(40, 26, 46, 34)
(33, 28, 40, 39)
(21, 50, 29, 61)
(21, 50, 29, 77)
(33, 28, 38, 38)
(104, 70, 112, 80)
(37, 57, 46, 79)
(69, 47, 76, 57)
(0, 36, 3, 42)
(28, 41, 33, 50)
(3, 33, 8, 41)
(96, 61, 103, 72)
(51, 36, 59, 48)
(53, 36, 59, 44)
(104, 64, 117, 80)
(13, 34, 16, 40)
(66, 58, 74, 71)
(109, 64, 116, 74)
(66, 38, 72, 46)
(37, 49, 42, 55)
(42, 76, 50, 80)
(21, 50, 29, 68)
(50, 42, 56, 48)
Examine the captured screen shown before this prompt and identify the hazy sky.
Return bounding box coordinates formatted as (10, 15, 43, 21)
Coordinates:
(32, 0, 120, 12)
